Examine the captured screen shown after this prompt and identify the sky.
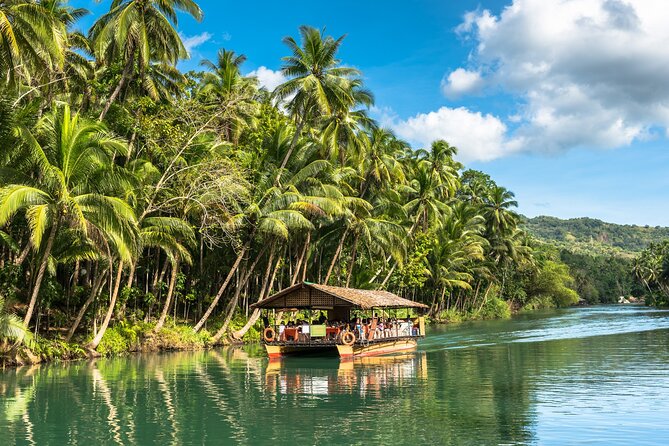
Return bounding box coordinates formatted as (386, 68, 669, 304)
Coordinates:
(76, 0, 669, 226)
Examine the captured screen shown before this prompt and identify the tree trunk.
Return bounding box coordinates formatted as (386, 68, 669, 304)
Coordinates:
(211, 247, 266, 343)
(324, 228, 348, 285)
(232, 250, 282, 340)
(275, 119, 305, 185)
(66, 268, 107, 342)
(154, 260, 179, 332)
(192, 242, 250, 333)
(87, 261, 124, 350)
(98, 53, 134, 121)
(345, 234, 359, 288)
(14, 241, 31, 266)
(291, 233, 310, 286)
(374, 219, 420, 288)
(23, 221, 58, 329)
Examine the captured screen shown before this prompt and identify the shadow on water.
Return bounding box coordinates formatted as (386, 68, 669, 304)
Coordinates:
(2, 306, 669, 445)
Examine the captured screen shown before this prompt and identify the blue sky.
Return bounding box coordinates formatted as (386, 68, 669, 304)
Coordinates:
(77, 0, 669, 226)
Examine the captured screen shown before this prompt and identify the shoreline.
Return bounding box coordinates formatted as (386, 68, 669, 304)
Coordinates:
(2, 302, 561, 368)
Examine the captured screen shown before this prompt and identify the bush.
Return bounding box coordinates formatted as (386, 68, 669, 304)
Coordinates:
(34, 338, 86, 361)
(96, 321, 143, 356)
(521, 295, 556, 311)
(436, 309, 464, 323)
(149, 323, 211, 350)
(476, 296, 512, 320)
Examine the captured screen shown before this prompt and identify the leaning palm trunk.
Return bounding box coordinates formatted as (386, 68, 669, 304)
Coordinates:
(275, 120, 305, 185)
(14, 242, 31, 266)
(345, 234, 359, 288)
(377, 220, 420, 289)
(23, 221, 59, 329)
(87, 261, 124, 350)
(211, 245, 268, 342)
(98, 51, 134, 121)
(232, 252, 282, 340)
(66, 268, 108, 342)
(324, 228, 348, 284)
(193, 241, 250, 333)
(291, 233, 310, 286)
(154, 259, 179, 332)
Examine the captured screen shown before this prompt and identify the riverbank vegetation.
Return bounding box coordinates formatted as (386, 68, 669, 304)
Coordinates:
(632, 241, 669, 307)
(0, 0, 579, 365)
(522, 216, 663, 304)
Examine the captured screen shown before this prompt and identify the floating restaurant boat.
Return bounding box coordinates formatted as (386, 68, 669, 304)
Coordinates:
(251, 282, 428, 359)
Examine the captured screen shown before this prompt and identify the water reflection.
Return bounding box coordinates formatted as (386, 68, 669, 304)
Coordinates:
(265, 352, 428, 397)
(2, 307, 669, 445)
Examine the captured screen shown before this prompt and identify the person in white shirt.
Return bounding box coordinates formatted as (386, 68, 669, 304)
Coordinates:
(278, 321, 286, 341)
(301, 320, 310, 341)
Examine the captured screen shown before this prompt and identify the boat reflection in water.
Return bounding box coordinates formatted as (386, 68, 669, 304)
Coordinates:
(264, 352, 428, 397)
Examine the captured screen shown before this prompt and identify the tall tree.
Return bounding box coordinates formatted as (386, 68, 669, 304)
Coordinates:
(90, 0, 203, 119)
(0, 104, 137, 328)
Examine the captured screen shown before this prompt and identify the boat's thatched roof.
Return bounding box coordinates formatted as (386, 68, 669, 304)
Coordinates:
(251, 282, 428, 310)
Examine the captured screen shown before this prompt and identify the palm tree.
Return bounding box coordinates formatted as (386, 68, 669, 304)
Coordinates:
(0, 0, 65, 87)
(483, 186, 519, 236)
(148, 217, 195, 331)
(0, 104, 137, 329)
(416, 140, 461, 198)
(273, 25, 363, 176)
(0, 294, 32, 349)
(198, 48, 259, 142)
(90, 0, 203, 119)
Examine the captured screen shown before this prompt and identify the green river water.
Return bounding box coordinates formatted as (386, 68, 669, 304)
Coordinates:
(2, 305, 669, 445)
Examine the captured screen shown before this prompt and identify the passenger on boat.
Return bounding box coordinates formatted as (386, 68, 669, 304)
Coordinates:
(376, 320, 385, 338)
(278, 321, 286, 341)
(301, 320, 310, 341)
(355, 318, 365, 341)
(400, 318, 411, 336)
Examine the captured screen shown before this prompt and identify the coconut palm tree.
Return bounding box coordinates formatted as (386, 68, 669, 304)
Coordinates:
(0, 294, 31, 349)
(148, 217, 195, 331)
(0, 104, 137, 329)
(90, 0, 203, 119)
(0, 0, 65, 87)
(198, 48, 259, 142)
(273, 25, 363, 175)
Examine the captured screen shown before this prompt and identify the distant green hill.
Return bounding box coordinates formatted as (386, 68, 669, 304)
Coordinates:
(522, 216, 669, 256)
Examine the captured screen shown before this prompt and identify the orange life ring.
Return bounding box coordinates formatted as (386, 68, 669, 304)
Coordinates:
(263, 327, 276, 343)
(341, 331, 356, 346)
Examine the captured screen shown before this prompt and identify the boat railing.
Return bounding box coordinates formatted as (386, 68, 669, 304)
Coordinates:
(263, 324, 423, 346)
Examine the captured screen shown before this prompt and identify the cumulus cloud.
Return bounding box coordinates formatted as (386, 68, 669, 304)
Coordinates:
(451, 0, 669, 153)
(392, 106, 522, 162)
(247, 66, 286, 92)
(180, 32, 212, 54)
(441, 68, 484, 98)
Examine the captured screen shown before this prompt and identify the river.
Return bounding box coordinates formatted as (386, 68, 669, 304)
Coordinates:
(2, 306, 669, 445)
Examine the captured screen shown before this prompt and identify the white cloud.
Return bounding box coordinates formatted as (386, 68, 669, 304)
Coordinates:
(392, 106, 522, 162)
(441, 68, 484, 98)
(247, 66, 286, 92)
(451, 0, 669, 153)
(180, 32, 212, 54)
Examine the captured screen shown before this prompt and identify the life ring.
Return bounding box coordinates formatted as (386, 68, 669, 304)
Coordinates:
(341, 331, 356, 346)
(263, 327, 276, 343)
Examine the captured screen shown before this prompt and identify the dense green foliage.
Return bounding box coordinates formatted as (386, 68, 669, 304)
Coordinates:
(523, 216, 665, 303)
(632, 241, 669, 306)
(524, 216, 669, 255)
(0, 1, 580, 362)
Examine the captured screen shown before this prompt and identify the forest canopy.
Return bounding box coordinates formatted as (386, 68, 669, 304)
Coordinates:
(0, 0, 580, 359)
